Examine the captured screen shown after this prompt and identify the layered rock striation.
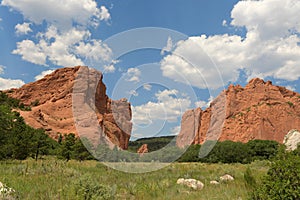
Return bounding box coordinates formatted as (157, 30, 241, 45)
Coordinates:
(7, 66, 132, 149)
(177, 78, 300, 147)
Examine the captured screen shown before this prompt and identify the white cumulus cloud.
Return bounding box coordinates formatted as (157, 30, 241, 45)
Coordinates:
(3, 0, 112, 67)
(126, 68, 141, 82)
(0, 77, 24, 90)
(2, 0, 110, 30)
(161, 0, 300, 89)
(285, 85, 296, 91)
(129, 90, 139, 97)
(103, 65, 115, 73)
(143, 83, 152, 91)
(34, 70, 54, 81)
(13, 39, 47, 66)
(132, 89, 191, 125)
(12, 26, 113, 67)
(0, 65, 25, 89)
(0, 65, 4, 74)
(99, 6, 111, 21)
(161, 36, 173, 55)
(15, 22, 32, 35)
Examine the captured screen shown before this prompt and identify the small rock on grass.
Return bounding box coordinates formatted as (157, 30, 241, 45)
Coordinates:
(176, 178, 204, 190)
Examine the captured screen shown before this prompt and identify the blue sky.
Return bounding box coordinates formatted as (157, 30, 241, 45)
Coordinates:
(0, 0, 300, 139)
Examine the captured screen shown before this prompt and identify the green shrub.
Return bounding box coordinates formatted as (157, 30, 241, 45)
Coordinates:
(252, 152, 300, 199)
(74, 175, 114, 200)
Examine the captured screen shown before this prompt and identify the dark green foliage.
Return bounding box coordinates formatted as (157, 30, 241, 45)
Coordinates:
(0, 91, 20, 108)
(208, 141, 250, 163)
(176, 145, 201, 162)
(252, 151, 300, 199)
(247, 140, 279, 161)
(0, 91, 31, 111)
(0, 94, 57, 160)
(60, 133, 76, 161)
(57, 133, 63, 145)
(178, 140, 279, 164)
(73, 138, 94, 161)
(31, 129, 57, 160)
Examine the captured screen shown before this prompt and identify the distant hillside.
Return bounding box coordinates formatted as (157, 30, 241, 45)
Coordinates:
(128, 136, 175, 152)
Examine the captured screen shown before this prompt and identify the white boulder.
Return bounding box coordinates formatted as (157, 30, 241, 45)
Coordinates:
(283, 129, 300, 151)
(210, 180, 220, 185)
(176, 178, 204, 190)
(0, 181, 15, 197)
(220, 174, 234, 182)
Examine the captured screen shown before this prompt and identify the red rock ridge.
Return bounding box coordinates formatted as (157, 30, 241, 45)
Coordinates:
(7, 66, 132, 149)
(177, 78, 300, 147)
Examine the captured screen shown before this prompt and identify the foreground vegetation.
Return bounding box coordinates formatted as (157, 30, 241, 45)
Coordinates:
(0, 157, 269, 200)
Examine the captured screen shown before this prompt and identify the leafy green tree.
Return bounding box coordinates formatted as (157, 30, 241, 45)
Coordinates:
(0, 93, 57, 160)
(60, 133, 76, 161)
(177, 145, 201, 162)
(247, 140, 279, 161)
(32, 129, 53, 161)
(73, 137, 93, 161)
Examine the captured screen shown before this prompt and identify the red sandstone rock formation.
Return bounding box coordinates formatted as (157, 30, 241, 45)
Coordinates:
(137, 144, 149, 155)
(177, 78, 300, 147)
(7, 66, 132, 149)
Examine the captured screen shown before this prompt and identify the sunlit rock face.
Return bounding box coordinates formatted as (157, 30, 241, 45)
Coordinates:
(7, 66, 132, 149)
(177, 78, 300, 147)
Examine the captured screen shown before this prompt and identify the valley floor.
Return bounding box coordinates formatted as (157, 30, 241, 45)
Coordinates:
(0, 157, 269, 200)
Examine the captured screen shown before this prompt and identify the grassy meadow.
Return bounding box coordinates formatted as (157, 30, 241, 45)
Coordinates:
(0, 157, 269, 200)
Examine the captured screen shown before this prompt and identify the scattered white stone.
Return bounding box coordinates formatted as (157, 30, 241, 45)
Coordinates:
(210, 180, 220, 185)
(0, 181, 15, 198)
(176, 178, 204, 190)
(220, 174, 234, 182)
(176, 178, 185, 185)
(283, 129, 300, 151)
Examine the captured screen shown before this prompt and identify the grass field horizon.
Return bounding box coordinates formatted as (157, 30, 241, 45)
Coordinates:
(0, 156, 269, 200)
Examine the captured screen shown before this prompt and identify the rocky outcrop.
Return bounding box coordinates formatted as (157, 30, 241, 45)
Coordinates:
(7, 66, 132, 149)
(177, 78, 300, 147)
(137, 144, 149, 155)
(283, 129, 300, 151)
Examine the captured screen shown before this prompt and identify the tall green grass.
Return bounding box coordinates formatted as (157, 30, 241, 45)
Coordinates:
(0, 157, 269, 199)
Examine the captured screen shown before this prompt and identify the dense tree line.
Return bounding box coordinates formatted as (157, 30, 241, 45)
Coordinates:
(177, 140, 280, 164)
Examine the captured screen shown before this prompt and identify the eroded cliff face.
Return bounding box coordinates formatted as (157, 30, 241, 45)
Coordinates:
(177, 78, 300, 147)
(8, 66, 132, 149)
